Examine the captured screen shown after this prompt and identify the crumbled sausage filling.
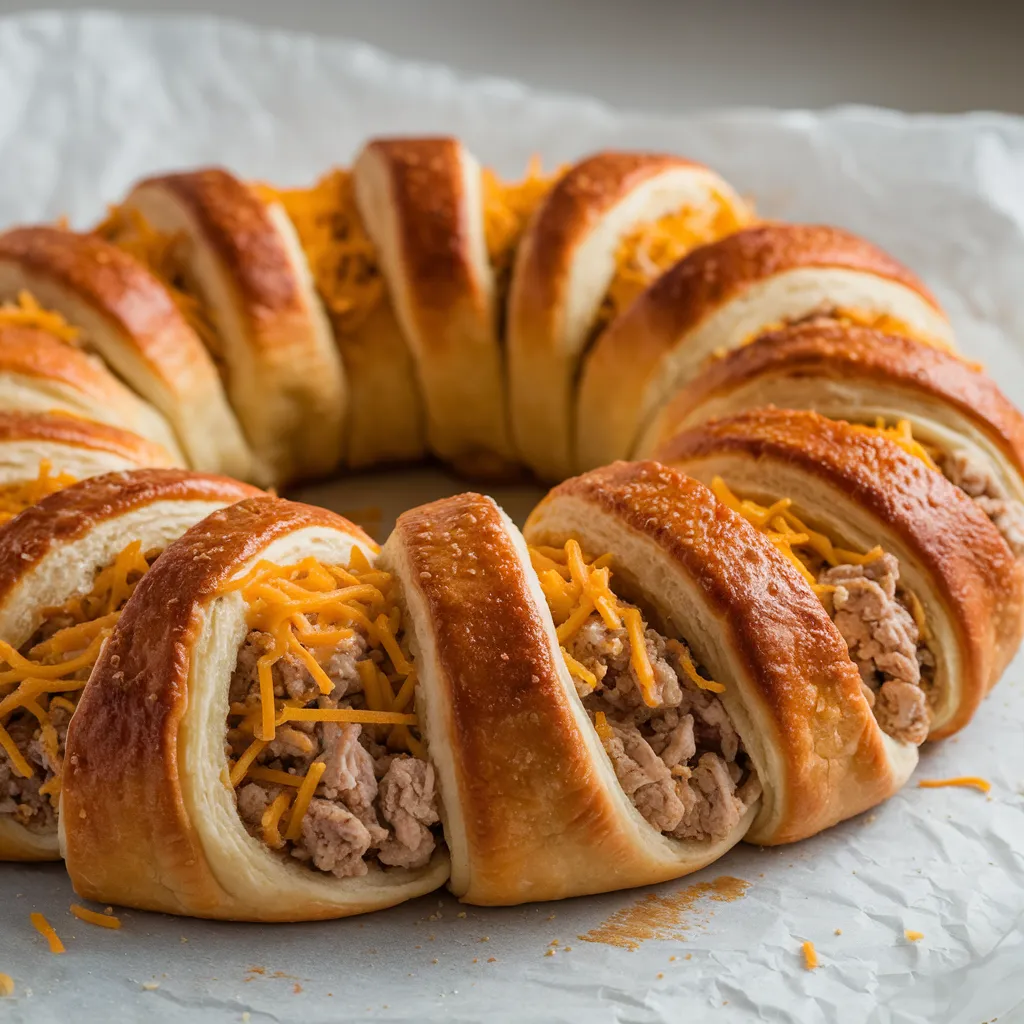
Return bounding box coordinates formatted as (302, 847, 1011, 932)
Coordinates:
(940, 450, 1024, 557)
(228, 623, 441, 878)
(565, 606, 760, 843)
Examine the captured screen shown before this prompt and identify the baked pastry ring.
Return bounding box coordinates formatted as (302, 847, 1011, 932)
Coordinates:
(576, 223, 955, 472)
(0, 226, 251, 479)
(524, 461, 915, 850)
(638, 321, 1024, 557)
(382, 488, 751, 904)
(353, 137, 518, 476)
(0, 320, 183, 460)
(61, 496, 450, 920)
(257, 169, 426, 470)
(111, 168, 346, 485)
(507, 151, 752, 481)
(658, 409, 1024, 739)
(0, 411, 179, 519)
(0, 468, 260, 860)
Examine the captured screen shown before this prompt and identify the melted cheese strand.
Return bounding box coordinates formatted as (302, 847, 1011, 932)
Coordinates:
(623, 607, 658, 708)
(261, 791, 293, 849)
(917, 776, 991, 793)
(230, 738, 268, 788)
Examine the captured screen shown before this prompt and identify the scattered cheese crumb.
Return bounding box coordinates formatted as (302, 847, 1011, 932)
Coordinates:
(0, 974, 14, 997)
(549, 940, 559, 947)
(905, 930, 924, 942)
(479, 936, 490, 943)
(471, 958, 478, 964)
(487, 957, 497, 963)
(293, 983, 303, 994)
(834, 929, 842, 936)
(544, 950, 555, 958)
(431, 959, 439, 965)
(918, 776, 991, 794)
(30, 913, 64, 954)
(802, 941, 818, 970)
(563, 946, 572, 952)
(142, 982, 160, 991)
(70, 904, 122, 930)
(668, 956, 678, 962)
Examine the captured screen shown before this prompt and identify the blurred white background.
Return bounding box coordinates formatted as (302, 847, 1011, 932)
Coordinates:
(3, 0, 1022, 114)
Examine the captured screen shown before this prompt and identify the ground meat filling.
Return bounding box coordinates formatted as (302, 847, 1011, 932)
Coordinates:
(565, 608, 760, 843)
(940, 450, 1024, 557)
(228, 625, 441, 878)
(1, 542, 155, 833)
(818, 552, 931, 745)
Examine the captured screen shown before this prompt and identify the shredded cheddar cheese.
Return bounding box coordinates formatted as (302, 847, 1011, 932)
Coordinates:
(530, 539, 723, 709)
(70, 904, 122, 929)
(917, 776, 991, 793)
(601, 195, 753, 328)
(482, 157, 560, 285)
(30, 913, 65, 954)
(255, 170, 384, 334)
(0, 541, 154, 805)
(593, 710, 614, 742)
(0, 973, 13, 997)
(93, 206, 221, 355)
(0, 461, 77, 526)
(905, 930, 924, 942)
(711, 476, 889, 596)
(0, 291, 79, 343)
(222, 550, 424, 819)
(802, 940, 818, 970)
(848, 418, 938, 470)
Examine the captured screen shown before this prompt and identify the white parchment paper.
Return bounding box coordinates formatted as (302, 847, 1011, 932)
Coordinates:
(1, 11, 1023, 1024)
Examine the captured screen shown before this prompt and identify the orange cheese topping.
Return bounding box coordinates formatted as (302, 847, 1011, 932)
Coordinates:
(481, 156, 560, 284)
(93, 206, 221, 356)
(0, 291, 79, 344)
(0, 540, 154, 800)
(254, 170, 385, 334)
(222, 550, 424, 793)
(831, 307, 951, 351)
(601, 192, 754, 328)
(30, 913, 65, 954)
(711, 476, 890, 596)
(529, 539, 723, 708)
(848, 418, 938, 471)
(0, 460, 77, 526)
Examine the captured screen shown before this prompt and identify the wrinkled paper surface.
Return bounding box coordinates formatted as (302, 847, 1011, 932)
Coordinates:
(1, 11, 1024, 1024)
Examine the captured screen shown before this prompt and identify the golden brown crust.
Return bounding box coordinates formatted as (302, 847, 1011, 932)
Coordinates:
(631, 225, 940, 344)
(358, 139, 477, 325)
(658, 409, 1024, 737)
(0, 325, 111, 393)
(139, 169, 308, 336)
(0, 468, 261, 604)
(649, 322, 1024, 471)
(512, 151, 701, 320)
(0, 410, 176, 466)
(529, 462, 906, 845)
(0, 226, 213, 380)
(61, 496, 381, 918)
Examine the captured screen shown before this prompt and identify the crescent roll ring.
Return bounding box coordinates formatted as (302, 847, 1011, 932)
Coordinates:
(108, 167, 346, 485)
(639, 321, 1024, 559)
(0, 411, 180, 524)
(0, 226, 252, 479)
(658, 409, 1024, 739)
(577, 223, 954, 472)
(62, 496, 450, 920)
(508, 151, 753, 480)
(0, 468, 260, 860)
(525, 461, 915, 850)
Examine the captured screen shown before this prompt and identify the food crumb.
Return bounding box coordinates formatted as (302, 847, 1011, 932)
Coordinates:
(547, 913, 556, 921)
(293, 983, 302, 995)
(685, 954, 692, 961)
(472, 958, 478, 964)
(479, 936, 490, 943)
(487, 957, 497, 963)
(905, 930, 924, 942)
(834, 929, 842, 936)
(0, 974, 14, 997)
(657, 972, 664, 979)
(549, 940, 559, 947)
(431, 959, 439, 965)
(242, 1014, 250, 1023)
(563, 946, 572, 952)
(142, 982, 160, 991)
(180, 937, 188, 944)
(457, 912, 467, 919)
(802, 941, 818, 970)
(544, 950, 555, 957)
